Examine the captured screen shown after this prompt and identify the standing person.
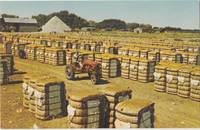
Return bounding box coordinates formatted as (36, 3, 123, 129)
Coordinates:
(74, 50, 79, 63)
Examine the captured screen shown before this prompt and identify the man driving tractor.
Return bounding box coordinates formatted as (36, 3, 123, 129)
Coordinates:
(66, 51, 101, 84)
(74, 51, 83, 69)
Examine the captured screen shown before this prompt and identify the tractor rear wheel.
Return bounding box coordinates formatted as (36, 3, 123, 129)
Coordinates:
(66, 65, 75, 80)
(90, 65, 101, 84)
(88, 72, 91, 78)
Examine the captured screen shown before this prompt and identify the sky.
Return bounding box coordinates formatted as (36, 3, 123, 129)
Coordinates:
(0, 0, 199, 29)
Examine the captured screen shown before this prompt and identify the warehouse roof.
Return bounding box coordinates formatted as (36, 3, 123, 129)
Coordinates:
(42, 16, 71, 33)
(3, 17, 37, 24)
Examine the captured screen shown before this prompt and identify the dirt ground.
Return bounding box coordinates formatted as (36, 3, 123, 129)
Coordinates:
(1, 57, 200, 128)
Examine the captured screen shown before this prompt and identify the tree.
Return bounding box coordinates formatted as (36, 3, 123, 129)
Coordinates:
(127, 23, 139, 31)
(32, 10, 89, 29)
(163, 26, 182, 32)
(139, 24, 152, 29)
(153, 27, 159, 30)
(88, 20, 96, 27)
(2, 14, 19, 18)
(96, 19, 127, 30)
(32, 14, 48, 27)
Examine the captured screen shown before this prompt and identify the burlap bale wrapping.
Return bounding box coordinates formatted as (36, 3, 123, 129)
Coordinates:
(138, 59, 155, 83)
(188, 53, 198, 65)
(128, 48, 140, 57)
(45, 48, 66, 65)
(115, 99, 155, 128)
(101, 55, 120, 78)
(22, 73, 66, 120)
(129, 57, 139, 81)
(100, 86, 132, 128)
(181, 53, 189, 64)
(25, 44, 38, 60)
(34, 77, 66, 120)
(68, 89, 108, 128)
(0, 59, 8, 85)
(166, 64, 183, 95)
(177, 66, 193, 98)
(160, 51, 176, 62)
(118, 47, 129, 56)
(0, 53, 14, 75)
(190, 69, 200, 101)
(36, 46, 45, 63)
(121, 57, 130, 79)
(140, 49, 149, 59)
(148, 51, 160, 63)
(154, 63, 168, 92)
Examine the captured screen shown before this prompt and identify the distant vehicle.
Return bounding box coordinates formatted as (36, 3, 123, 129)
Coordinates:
(65, 53, 101, 84)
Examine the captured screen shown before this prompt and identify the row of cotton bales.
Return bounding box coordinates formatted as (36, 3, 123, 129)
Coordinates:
(1, 32, 200, 54)
(1, 32, 200, 66)
(154, 61, 200, 102)
(22, 71, 155, 128)
(1, 36, 200, 85)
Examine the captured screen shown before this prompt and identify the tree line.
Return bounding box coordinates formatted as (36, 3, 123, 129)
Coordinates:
(1, 10, 199, 33)
(0, 11, 157, 31)
(31, 11, 154, 31)
(32, 10, 89, 29)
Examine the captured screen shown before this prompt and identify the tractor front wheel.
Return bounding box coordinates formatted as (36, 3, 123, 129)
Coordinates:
(91, 74, 97, 85)
(91, 72, 100, 85)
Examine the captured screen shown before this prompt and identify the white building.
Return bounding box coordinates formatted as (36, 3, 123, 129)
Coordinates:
(42, 16, 71, 33)
(134, 27, 143, 33)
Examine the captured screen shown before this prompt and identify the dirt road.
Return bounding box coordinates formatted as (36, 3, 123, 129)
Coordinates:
(1, 58, 200, 128)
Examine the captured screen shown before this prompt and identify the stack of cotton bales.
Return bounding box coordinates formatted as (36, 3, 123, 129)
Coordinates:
(100, 86, 132, 128)
(68, 89, 108, 128)
(115, 99, 155, 128)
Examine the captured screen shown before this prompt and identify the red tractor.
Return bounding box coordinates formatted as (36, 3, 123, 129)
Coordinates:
(65, 53, 101, 84)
